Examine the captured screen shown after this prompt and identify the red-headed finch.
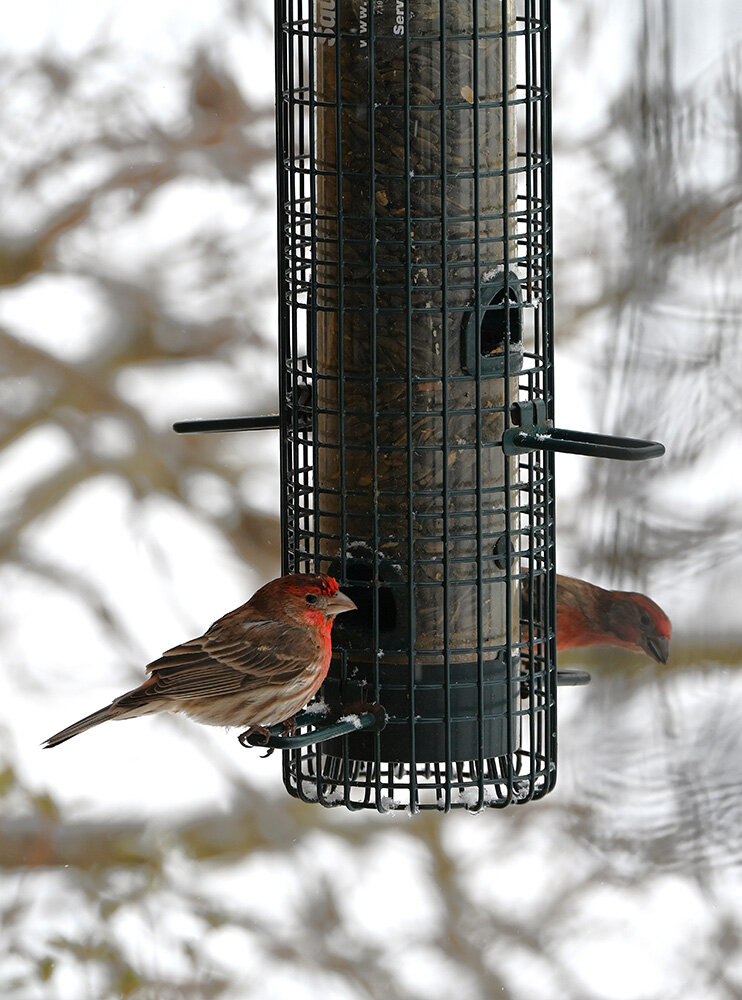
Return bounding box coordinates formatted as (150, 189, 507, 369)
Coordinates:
(43, 574, 356, 749)
(554, 574, 671, 662)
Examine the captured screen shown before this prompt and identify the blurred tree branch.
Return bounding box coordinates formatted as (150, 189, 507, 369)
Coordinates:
(556, 4, 742, 604)
(2, 4, 742, 1000)
(0, 42, 282, 639)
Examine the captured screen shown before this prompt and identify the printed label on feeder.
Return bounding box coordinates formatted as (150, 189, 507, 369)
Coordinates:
(317, 0, 406, 47)
(317, 0, 336, 42)
(390, 0, 406, 37)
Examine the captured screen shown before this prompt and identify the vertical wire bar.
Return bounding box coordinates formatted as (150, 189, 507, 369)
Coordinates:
(293, 0, 305, 789)
(308, 0, 329, 803)
(334, 1, 351, 799)
(532, 0, 553, 792)
(288, 2, 302, 576)
(298, 26, 308, 576)
(334, 0, 351, 807)
(524, 4, 534, 302)
(471, 0, 486, 810)
(307, 0, 321, 579)
(276, 0, 291, 578)
(297, 0, 307, 578)
(334, 5, 346, 580)
(537, 0, 547, 792)
(500, 0, 515, 804)
(437, 0, 452, 812)
(403, 0, 418, 812)
(472, 0, 486, 808)
(529, 0, 550, 794)
(405, 9, 418, 812)
(542, 0, 557, 790)
(368, 0, 384, 813)
(277, 0, 293, 796)
(524, 0, 538, 798)
(526, 6, 539, 793)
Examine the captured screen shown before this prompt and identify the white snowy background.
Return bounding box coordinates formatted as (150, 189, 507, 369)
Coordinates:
(2, 0, 742, 997)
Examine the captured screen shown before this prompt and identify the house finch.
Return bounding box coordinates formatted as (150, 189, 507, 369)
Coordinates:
(524, 574, 671, 662)
(43, 574, 356, 749)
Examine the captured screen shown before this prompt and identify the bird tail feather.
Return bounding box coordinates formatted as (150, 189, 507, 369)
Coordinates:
(43, 704, 125, 748)
(43, 675, 162, 748)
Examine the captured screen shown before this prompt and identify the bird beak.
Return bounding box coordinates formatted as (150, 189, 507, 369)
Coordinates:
(326, 590, 357, 616)
(643, 634, 670, 664)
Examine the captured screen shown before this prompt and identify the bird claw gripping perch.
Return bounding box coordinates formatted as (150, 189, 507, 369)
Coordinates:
(238, 703, 388, 752)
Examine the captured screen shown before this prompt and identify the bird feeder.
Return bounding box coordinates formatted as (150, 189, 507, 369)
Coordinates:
(176, 0, 663, 811)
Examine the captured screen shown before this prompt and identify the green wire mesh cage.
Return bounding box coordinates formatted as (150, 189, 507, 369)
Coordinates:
(175, 0, 663, 812)
(277, 0, 554, 811)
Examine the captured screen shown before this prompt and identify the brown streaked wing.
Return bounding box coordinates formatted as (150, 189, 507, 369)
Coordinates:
(146, 661, 253, 700)
(143, 619, 321, 700)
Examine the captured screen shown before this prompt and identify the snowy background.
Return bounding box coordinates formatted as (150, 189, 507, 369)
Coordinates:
(2, 0, 742, 997)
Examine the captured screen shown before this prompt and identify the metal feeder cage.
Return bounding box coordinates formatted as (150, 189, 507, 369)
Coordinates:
(176, 0, 664, 811)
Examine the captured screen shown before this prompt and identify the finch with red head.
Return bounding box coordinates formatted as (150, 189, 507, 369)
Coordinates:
(552, 574, 671, 662)
(43, 574, 356, 748)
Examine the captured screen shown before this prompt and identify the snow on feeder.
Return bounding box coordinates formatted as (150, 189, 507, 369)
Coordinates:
(175, 0, 664, 811)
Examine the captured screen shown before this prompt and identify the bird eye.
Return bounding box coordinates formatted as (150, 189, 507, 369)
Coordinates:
(305, 593, 318, 605)
(640, 612, 651, 627)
